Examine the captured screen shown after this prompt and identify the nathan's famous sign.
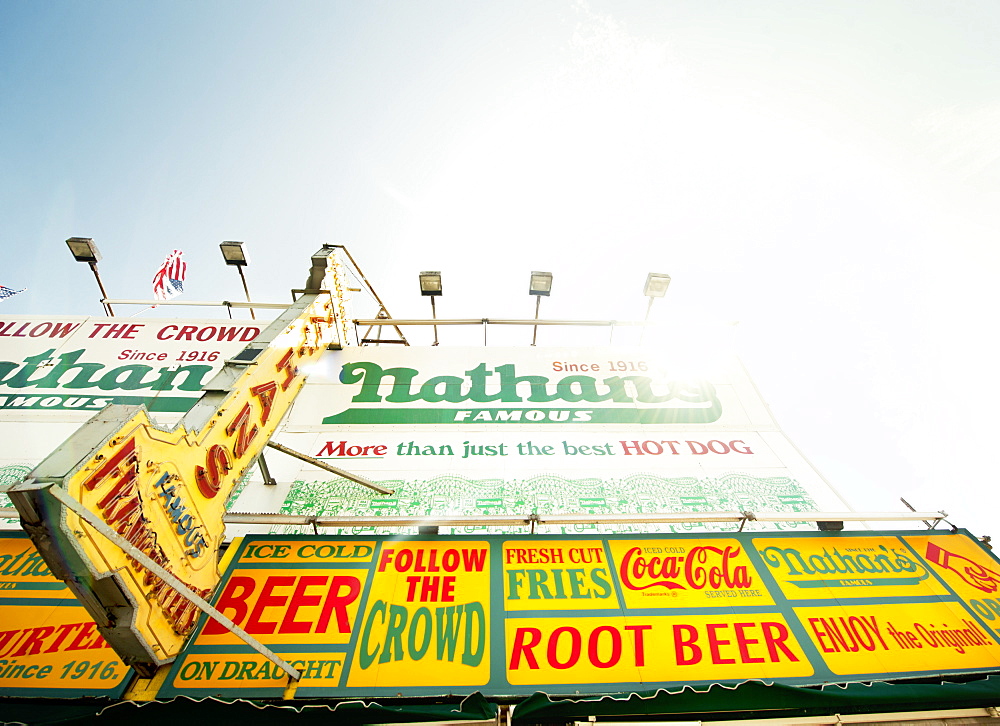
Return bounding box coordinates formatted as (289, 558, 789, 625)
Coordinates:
(0, 533, 133, 697)
(315, 350, 722, 425)
(0, 317, 261, 414)
(156, 531, 1000, 700)
(232, 346, 851, 533)
(7, 247, 353, 675)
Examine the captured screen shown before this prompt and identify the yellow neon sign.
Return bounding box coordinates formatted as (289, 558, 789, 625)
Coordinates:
(10, 247, 349, 674)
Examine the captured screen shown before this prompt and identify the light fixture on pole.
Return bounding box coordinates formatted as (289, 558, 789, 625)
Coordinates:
(418, 271, 442, 346)
(66, 237, 114, 316)
(640, 272, 670, 344)
(643, 272, 671, 319)
(529, 271, 552, 346)
(219, 241, 255, 319)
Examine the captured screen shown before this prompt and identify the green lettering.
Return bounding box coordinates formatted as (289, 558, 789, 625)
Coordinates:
(461, 602, 485, 666)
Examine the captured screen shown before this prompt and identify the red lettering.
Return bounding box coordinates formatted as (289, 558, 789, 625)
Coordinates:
(83, 438, 138, 491)
(276, 349, 296, 391)
(10, 626, 55, 657)
(548, 627, 581, 669)
(195, 444, 232, 498)
(707, 623, 736, 664)
(509, 627, 542, 669)
(279, 576, 328, 633)
(625, 624, 650, 666)
(245, 576, 295, 634)
(316, 576, 361, 633)
(204, 576, 256, 634)
(225, 403, 258, 459)
(674, 624, 701, 665)
(250, 381, 277, 425)
(762, 622, 799, 662)
(588, 625, 622, 668)
(734, 622, 765, 663)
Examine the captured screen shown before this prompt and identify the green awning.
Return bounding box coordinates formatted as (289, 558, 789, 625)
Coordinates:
(0, 692, 497, 725)
(511, 675, 1000, 723)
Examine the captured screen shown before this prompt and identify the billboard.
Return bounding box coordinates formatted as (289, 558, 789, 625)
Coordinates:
(0, 315, 263, 527)
(157, 530, 1000, 699)
(0, 315, 261, 417)
(0, 533, 133, 697)
(231, 347, 853, 534)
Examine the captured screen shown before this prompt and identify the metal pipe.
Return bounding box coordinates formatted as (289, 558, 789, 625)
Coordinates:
(235, 265, 256, 320)
(89, 262, 114, 316)
(265, 440, 395, 495)
(102, 299, 289, 309)
(430, 295, 439, 346)
(0, 507, 951, 525)
(531, 296, 541, 346)
(352, 318, 647, 326)
(46, 486, 300, 681)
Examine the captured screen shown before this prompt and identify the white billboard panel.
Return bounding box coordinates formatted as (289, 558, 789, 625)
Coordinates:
(231, 347, 851, 535)
(0, 315, 262, 525)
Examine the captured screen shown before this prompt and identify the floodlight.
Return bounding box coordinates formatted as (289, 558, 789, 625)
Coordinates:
(529, 271, 553, 296)
(66, 237, 102, 263)
(220, 240, 255, 319)
(66, 237, 113, 316)
(643, 272, 671, 298)
(419, 271, 442, 296)
(220, 240, 249, 266)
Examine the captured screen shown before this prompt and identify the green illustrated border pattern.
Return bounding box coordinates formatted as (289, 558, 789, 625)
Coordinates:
(267, 472, 819, 535)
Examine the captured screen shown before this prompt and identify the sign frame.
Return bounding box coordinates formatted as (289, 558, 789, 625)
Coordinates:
(157, 528, 1000, 700)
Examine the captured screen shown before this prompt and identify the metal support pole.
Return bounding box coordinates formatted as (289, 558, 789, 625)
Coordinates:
(235, 265, 256, 320)
(258, 454, 277, 485)
(531, 296, 541, 346)
(430, 296, 439, 346)
(89, 261, 114, 317)
(639, 297, 655, 345)
(266, 440, 395, 495)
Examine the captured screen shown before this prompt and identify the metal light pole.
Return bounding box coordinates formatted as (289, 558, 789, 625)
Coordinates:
(419, 271, 442, 345)
(640, 272, 670, 344)
(220, 241, 255, 319)
(66, 237, 114, 316)
(529, 271, 553, 346)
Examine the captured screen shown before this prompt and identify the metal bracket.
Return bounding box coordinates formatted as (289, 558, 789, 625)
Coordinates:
(266, 440, 395, 495)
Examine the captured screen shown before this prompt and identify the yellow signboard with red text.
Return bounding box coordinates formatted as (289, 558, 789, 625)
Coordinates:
(0, 533, 132, 697)
(158, 530, 1000, 699)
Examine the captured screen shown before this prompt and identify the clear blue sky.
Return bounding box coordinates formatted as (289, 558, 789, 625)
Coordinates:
(2, 0, 999, 536)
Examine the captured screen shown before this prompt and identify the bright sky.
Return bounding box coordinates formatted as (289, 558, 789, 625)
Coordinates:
(2, 1, 999, 538)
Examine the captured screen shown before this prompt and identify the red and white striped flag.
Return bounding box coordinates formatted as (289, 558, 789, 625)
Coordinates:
(152, 250, 187, 300)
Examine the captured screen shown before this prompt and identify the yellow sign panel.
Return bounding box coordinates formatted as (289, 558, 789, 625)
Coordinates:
(505, 612, 812, 685)
(904, 534, 1000, 640)
(196, 567, 368, 647)
(160, 532, 1000, 700)
(503, 540, 619, 611)
(347, 541, 491, 688)
(0, 534, 133, 697)
(795, 601, 1000, 675)
(0, 536, 66, 600)
(753, 536, 950, 600)
(173, 652, 346, 690)
(607, 538, 775, 609)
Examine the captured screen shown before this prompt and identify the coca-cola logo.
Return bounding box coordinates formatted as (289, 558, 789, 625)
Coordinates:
(618, 546, 752, 591)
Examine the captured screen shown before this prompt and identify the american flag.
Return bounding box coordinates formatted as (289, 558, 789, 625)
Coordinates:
(0, 285, 25, 301)
(152, 250, 187, 300)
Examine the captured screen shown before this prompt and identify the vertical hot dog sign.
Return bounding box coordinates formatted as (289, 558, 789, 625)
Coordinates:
(7, 246, 351, 675)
